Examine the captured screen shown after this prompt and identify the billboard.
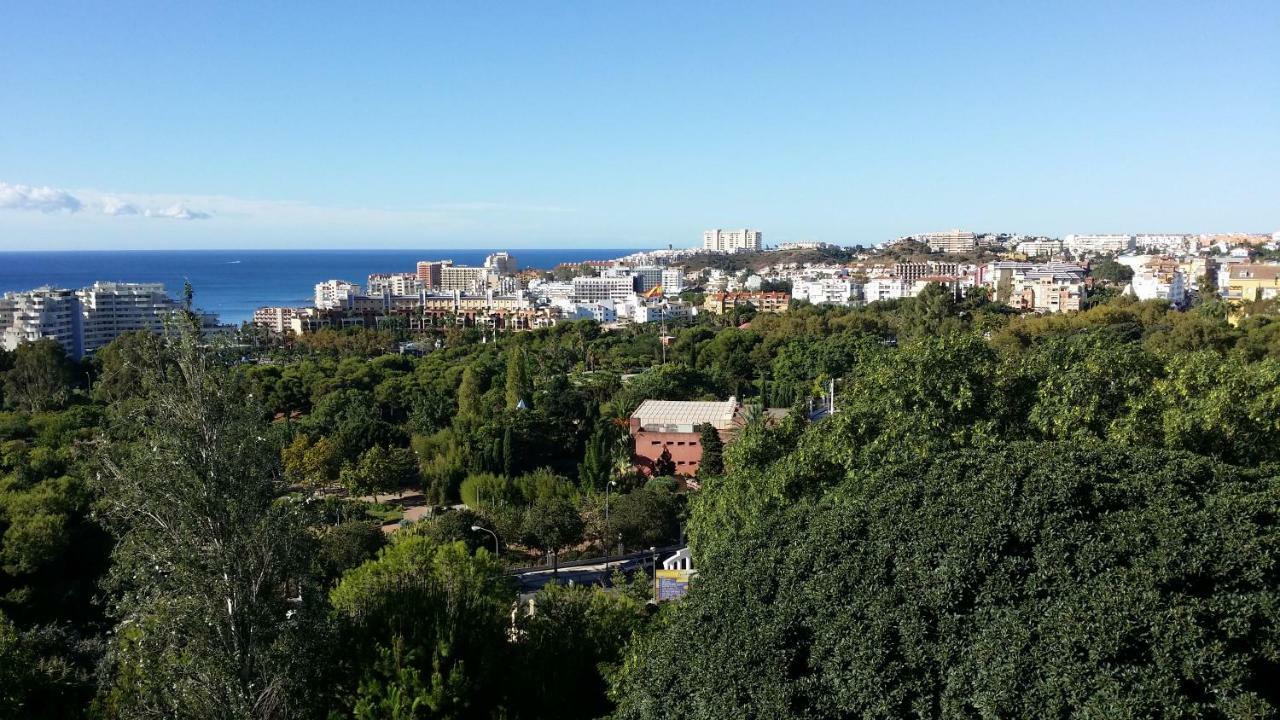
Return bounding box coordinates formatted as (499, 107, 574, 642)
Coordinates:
(655, 568, 693, 601)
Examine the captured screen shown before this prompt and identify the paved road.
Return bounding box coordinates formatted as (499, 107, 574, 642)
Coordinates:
(510, 546, 681, 592)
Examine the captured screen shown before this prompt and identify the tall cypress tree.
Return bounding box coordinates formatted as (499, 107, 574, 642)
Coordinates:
(697, 423, 724, 477)
(505, 346, 529, 411)
(457, 366, 482, 419)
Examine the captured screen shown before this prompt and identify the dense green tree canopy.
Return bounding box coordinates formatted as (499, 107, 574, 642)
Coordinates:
(615, 442, 1280, 719)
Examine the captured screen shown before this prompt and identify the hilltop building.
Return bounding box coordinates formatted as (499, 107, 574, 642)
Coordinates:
(919, 230, 976, 254)
(703, 229, 762, 253)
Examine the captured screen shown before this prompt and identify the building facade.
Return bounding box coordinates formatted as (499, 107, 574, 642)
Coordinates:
(314, 280, 360, 309)
(792, 278, 857, 305)
(77, 282, 180, 352)
(1225, 264, 1280, 303)
(367, 272, 422, 296)
(1063, 234, 1136, 255)
(573, 276, 639, 302)
(703, 291, 790, 314)
(919, 230, 976, 254)
(630, 399, 738, 476)
(0, 287, 84, 358)
(703, 228, 763, 253)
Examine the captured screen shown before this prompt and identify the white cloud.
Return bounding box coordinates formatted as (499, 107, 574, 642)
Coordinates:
(0, 182, 216, 220)
(0, 182, 83, 213)
(1, 180, 577, 246)
(144, 203, 211, 220)
(100, 196, 140, 216)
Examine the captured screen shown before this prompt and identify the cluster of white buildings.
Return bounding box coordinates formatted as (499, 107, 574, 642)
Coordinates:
(257, 252, 700, 337)
(527, 263, 694, 326)
(1, 282, 210, 359)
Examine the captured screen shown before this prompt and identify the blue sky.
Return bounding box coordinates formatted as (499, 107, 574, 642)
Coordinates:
(1, 1, 1277, 250)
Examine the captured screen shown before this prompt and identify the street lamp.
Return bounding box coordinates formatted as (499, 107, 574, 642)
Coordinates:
(649, 546, 658, 602)
(604, 479, 618, 568)
(470, 525, 499, 557)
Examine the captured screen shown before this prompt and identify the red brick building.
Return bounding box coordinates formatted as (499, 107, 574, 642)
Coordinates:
(630, 399, 739, 476)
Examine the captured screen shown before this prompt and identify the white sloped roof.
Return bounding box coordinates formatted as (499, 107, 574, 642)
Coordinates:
(632, 399, 737, 431)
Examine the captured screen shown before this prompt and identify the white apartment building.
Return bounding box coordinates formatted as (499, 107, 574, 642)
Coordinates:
(2, 282, 193, 358)
(896, 262, 960, 284)
(77, 282, 180, 352)
(616, 266, 685, 294)
(1119, 257, 1187, 306)
(1015, 239, 1063, 257)
(439, 265, 498, 293)
(1134, 234, 1191, 254)
(703, 228, 763, 253)
(0, 287, 85, 358)
(919, 230, 976, 254)
(864, 276, 908, 303)
(1063, 234, 1135, 255)
(633, 300, 695, 324)
(661, 268, 685, 293)
(573, 275, 638, 303)
(1012, 275, 1084, 314)
(776, 241, 832, 251)
(484, 252, 517, 275)
(526, 280, 575, 302)
(315, 279, 360, 309)
(574, 300, 618, 324)
(253, 307, 299, 335)
(792, 278, 857, 306)
(367, 272, 422, 296)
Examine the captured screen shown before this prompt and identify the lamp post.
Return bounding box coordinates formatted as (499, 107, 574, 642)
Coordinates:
(604, 479, 618, 569)
(470, 525, 499, 557)
(649, 546, 658, 602)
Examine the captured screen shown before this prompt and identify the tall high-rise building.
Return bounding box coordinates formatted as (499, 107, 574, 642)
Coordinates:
(0, 287, 84, 358)
(314, 279, 361, 309)
(703, 229, 763, 253)
(484, 252, 518, 275)
(416, 260, 447, 290)
(439, 265, 498, 293)
(77, 282, 180, 352)
(2, 282, 193, 359)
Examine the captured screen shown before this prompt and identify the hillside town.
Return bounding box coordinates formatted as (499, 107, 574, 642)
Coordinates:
(238, 228, 1280, 340)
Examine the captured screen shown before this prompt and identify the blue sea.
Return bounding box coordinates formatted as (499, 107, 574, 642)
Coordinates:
(0, 249, 647, 325)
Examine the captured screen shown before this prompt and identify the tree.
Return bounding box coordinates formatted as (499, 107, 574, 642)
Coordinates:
(696, 423, 723, 477)
(610, 488, 681, 550)
(342, 445, 418, 503)
(1092, 257, 1135, 285)
(329, 537, 512, 719)
(456, 366, 483, 420)
(577, 425, 612, 490)
(614, 442, 1280, 718)
(3, 340, 76, 412)
(504, 346, 529, 411)
(521, 495, 584, 559)
(95, 325, 322, 719)
(510, 583, 645, 720)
